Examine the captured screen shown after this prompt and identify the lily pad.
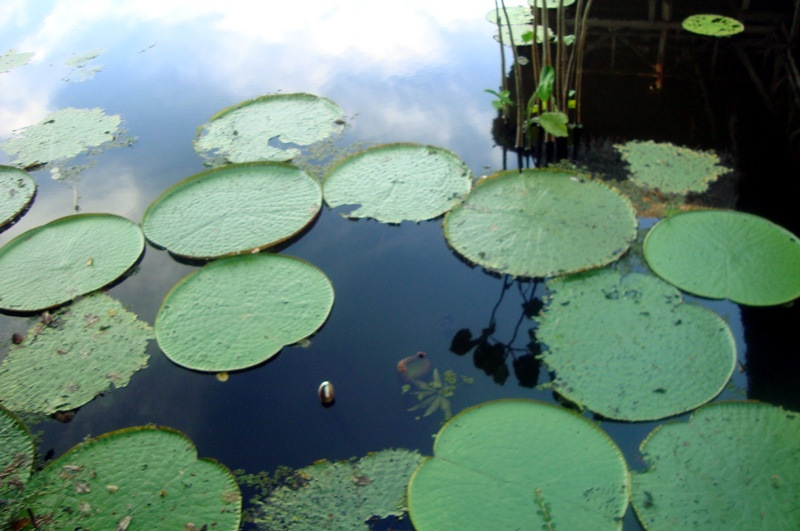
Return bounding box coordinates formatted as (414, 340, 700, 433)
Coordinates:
(0, 214, 144, 312)
(0, 293, 153, 415)
(643, 210, 800, 306)
(0, 50, 34, 73)
(536, 269, 737, 421)
(194, 93, 344, 164)
(1, 108, 122, 168)
(494, 24, 553, 45)
(407, 399, 630, 530)
(322, 143, 472, 223)
(614, 140, 730, 194)
(0, 166, 35, 230)
(254, 449, 423, 529)
(155, 253, 334, 372)
(443, 169, 637, 278)
(682, 14, 744, 37)
(142, 162, 321, 259)
(631, 401, 800, 530)
(486, 6, 533, 25)
(529, 0, 576, 8)
(26, 425, 241, 530)
(0, 405, 34, 495)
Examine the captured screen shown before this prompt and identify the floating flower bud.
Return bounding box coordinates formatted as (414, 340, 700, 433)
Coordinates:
(397, 351, 432, 381)
(318, 381, 335, 406)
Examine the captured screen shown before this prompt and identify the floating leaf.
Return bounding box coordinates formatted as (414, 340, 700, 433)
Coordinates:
(142, 162, 321, 259)
(0, 166, 35, 230)
(682, 14, 744, 37)
(0, 49, 34, 73)
(194, 93, 344, 164)
(26, 426, 241, 530)
(64, 48, 105, 83)
(0, 214, 144, 312)
(536, 269, 737, 421)
(529, 0, 576, 8)
(0, 405, 34, 494)
(631, 401, 800, 530)
(644, 210, 800, 306)
(155, 253, 334, 372)
(322, 143, 472, 223)
(254, 449, 422, 529)
(494, 24, 552, 46)
(614, 140, 730, 194)
(1, 108, 122, 168)
(407, 399, 630, 530)
(0, 293, 152, 415)
(443, 169, 637, 278)
(485, 6, 533, 25)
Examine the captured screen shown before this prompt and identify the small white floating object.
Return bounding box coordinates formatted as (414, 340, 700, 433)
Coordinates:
(318, 381, 335, 405)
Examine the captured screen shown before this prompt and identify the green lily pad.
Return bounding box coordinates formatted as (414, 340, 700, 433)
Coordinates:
(0, 166, 35, 230)
(682, 14, 744, 37)
(194, 93, 344, 164)
(443, 169, 637, 278)
(0, 214, 144, 312)
(0, 293, 152, 415)
(1, 108, 122, 168)
(254, 449, 423, 529)
(142, 162, 321, 259)
(494, 24, 553, 45)
(486, 6, 533, 25)
(0, 405, 34, 495)
(0, 50, 34, 73)
(407, 399, 630, 530)
(614, 140, 730, 194)
(155, 253, 334, 372)
(529, 0, 576, 8)
(643, 210, 800, 306)
(26, 425, 241, 530)
(632, 401, 800, 530)
(322, 143, 472, 223)
(536, 269, 737, 421)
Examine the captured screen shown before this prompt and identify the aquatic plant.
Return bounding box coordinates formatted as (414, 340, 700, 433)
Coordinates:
(0, 49, 34, 73)
(682, 14, 745, 37)
(402, 368, 472, 422)
(0, 166, 35, 230)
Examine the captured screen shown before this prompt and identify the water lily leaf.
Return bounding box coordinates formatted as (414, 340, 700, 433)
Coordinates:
(322, 143, 472, 223)
(142, 162, 321, 259)
(155, 253, 334, 372)
(614, 140, 730, 194)
(0, 405, 34, 495)
(0, 49, 34, 73)
(0, 166, 35, 230)
(485, 6, 533, 25)
(0, 293, 152, 415)
(443, 169, 637, 278)
(536, 269, 737, 421)
(643, 210, 800, 306)
(682, 14, 744, 37)
(26, 425, 241, 530)
(529, 0, 576, 8)
(494, 24, 552, 45)
(1, 108, 122, 168)
(407, 399, 630, 530)
(194, 93, 344, 164)
(254, 449, 422, 529)
(0, 214, 145, 312)
(632, 401, 800, 530)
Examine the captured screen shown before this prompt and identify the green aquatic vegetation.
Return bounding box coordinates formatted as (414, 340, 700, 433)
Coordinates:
(644, 210, 800, 305)
(253, 449, 422, 530)
(407, 399, 630, 530)
(0, 166, 35, 230)
(682, 14, 744, 37)
(0, 405, 35, 529)
(631, 401, 800, 530)
(0, 49, 34, 73)
(1, 107, 122, 168)
(402, 368, 473, 423)
(0, 293, 152, 415)
(63, 48, 105, 82)
(485, 5, 532, 25)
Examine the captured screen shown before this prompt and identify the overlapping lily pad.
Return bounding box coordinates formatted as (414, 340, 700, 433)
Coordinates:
(0, 214, 144, 312)
(194, 93, 344, 164)
(155, 253, 334, 372)
(0, 293, 153, 415)
(632, 401, 800, 530)
(644, 210, 800, 306)
(322, 143, 472, 223)
(26, 425, 241, 530)
(536, 269, 737, 421)
(682, 14, 744, 37)
(0, 405, 34, 495)
(407, 399, 630, 530)
(0, 166, 35, 230)
(443, 169, 637, 278)
(142, 162, 321, 259)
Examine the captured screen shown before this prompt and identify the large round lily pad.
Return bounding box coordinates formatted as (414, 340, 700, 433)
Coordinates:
(0, 214, 144, 312)
(142, 162, 321, 259)
(407, 399, 630, 530)
(443, 169, 637, 278)
(155, 253, 334, 372)
(536, 269, 737, 421)
(0, 405, 34, 496)
(194, 93, 344, 164)
(682, 14, 744, 37)
(26, 425, 241, 530)
(644, 210, 800, 306)
(0, 166, 35, 230)
(632, 401, 800, 530)
(0, 293, 152, 415)
(322, 143, 472, 223)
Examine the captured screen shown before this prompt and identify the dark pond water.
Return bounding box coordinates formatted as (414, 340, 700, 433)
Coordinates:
(1, 2, 797, 530)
